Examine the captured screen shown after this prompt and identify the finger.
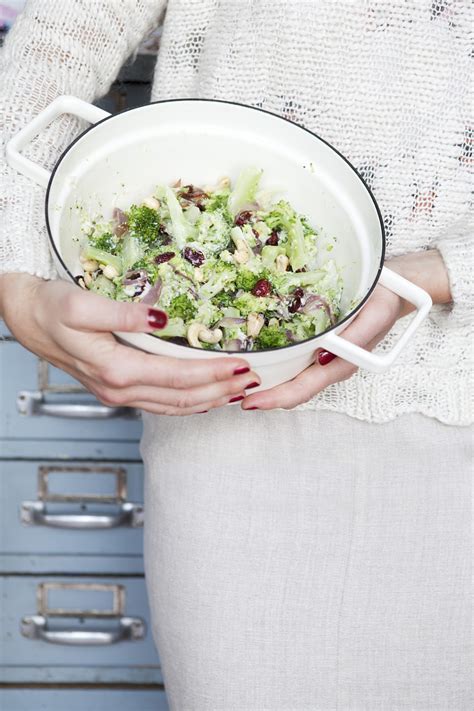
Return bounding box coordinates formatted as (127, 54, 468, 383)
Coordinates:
(243, 328, 390, 411)
(126, 391, 235, 417)
(93, 372, 255, 410)
(62, 288, 168, 333)
(84, 342, 255, 391)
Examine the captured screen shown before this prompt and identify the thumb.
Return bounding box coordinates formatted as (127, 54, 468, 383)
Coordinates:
(64, 287, 168, 333)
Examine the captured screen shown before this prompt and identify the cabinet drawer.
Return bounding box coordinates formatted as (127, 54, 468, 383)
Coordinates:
(0, 461, 145, 570)
(0, 688, 169, 710)
(0, 575, 162, 684)
(0, 340, 142, 441)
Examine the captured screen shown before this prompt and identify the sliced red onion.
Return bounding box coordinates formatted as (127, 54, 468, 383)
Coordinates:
(217, 317, 247, 328)
(223, 339, 244, 351)
(141, 278, 163, 305)
(123, 268, 148, 285)
(170, 265, 199, 298)
(112, 208, 128, 237)
(301, 294, 336, 325)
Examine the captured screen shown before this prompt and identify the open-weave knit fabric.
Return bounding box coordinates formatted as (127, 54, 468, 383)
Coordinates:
(0, 0, 472, 424)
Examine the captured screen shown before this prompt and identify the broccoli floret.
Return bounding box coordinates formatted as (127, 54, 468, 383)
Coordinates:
(284, 314, 316, 342)
(168, 294, 197, 321)
(127, 204, 162, 245)
(205, 192, 233, 223)
(199, 260, 237, 299)
(89, 231, 118, 253)
(212, 290, 235, 308)
(233, 291, 275, 316)
(255, 324, 290, 349)
(235, 270, 260, 291)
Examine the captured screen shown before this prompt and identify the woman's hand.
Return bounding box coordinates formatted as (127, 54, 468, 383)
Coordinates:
(241, 250, 451, 411)
(0, 274, 259, 416)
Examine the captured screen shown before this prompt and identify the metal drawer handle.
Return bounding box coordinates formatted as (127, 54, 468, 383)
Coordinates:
(21, 614, 145, 645)
(17, 390, 139, 419)
(21, 500, 144, 528)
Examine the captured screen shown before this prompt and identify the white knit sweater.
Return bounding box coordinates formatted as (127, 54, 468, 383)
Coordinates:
(0, 0, 472, 424)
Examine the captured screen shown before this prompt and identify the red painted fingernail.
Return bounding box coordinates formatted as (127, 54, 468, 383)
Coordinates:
(233, 366, 250, 376)
(197, 410, 208, 414)
(148, 308, 167, 330)
(318, 350, 336, 366)
(229, 395, 244, 403)
(246, 382, 260, 389)
(245, 406, 259, 410)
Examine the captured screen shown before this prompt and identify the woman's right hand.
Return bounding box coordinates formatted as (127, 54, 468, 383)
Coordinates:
(0, 273, 258, 416)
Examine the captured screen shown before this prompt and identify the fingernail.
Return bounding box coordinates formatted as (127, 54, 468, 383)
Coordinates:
(233, 366, 250, 376)
(245, 382, 260, 389)
(229, 395, 244, 403)
(318, 350, 336, 366)
(148, 308, 167, 330)
(197, 410, 208, 414)
(244, 406, 259, 410)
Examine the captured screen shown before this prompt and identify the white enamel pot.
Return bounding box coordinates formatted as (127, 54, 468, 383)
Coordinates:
(7, 96, 432, 391)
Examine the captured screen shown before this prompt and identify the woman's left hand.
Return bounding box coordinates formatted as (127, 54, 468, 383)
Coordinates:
(241, 250, 451, 411)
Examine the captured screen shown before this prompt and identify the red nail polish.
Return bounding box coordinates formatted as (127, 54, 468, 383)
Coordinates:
(318, 350, 336, 366)
(229, 395, 244, 403)
(197, 410, 208, 414)
(148, 308, 167, 330)
(233, 366, 250, 376)
(245, 406, 259, 410)
(246, 382, 260, 389)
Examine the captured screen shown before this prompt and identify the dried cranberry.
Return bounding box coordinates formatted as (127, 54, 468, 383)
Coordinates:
(251, 278, 272, 297)
(154, 251, 175, 264)
(235, 210, 253, 226)
(265, 231, 279, 246)
(289, 297, 302, 313)
(183, 246, 205, 266)
(293, 287, 304, 298)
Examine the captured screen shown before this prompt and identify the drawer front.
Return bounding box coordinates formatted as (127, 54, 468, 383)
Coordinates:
(0, 689, 169, 711)
(0, 575, 162, 684)
(0, 461, 144, 561)
(0, 340, 142, 441)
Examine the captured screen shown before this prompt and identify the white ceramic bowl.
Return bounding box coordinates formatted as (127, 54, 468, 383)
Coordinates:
(7, 96, 431, 390)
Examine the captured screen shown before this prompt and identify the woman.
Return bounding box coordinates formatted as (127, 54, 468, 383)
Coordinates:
(0, 1, 471, 709)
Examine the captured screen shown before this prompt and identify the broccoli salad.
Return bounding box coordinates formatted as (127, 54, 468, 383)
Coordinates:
(78, 167, 343, 351)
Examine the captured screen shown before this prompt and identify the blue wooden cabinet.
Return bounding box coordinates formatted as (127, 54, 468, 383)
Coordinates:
(0, 322, 168, 708)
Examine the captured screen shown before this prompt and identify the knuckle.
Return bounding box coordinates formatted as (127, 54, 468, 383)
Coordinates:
(103, 367, 131, 389)
(94, 387, 118, 407)
(63, 291, 84, 325)
(175, 390, 196, 410)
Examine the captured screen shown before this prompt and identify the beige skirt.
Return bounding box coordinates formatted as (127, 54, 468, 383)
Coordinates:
(141, 408, 472, 711)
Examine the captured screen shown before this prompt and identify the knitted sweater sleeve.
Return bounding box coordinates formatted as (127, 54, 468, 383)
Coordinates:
(0, 0, 165, 280)
(434, 219, 472, 328)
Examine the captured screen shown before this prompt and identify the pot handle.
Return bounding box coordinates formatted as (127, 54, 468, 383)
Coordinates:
(318, 266, 432, 373)
(6, 95, 111, 188)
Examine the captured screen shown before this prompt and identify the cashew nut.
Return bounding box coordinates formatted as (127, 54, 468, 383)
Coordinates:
(102, 264, 119, 280)
(84, 272, 93, 287)
(81, 259, 99, 273)
(233, 238, 252, 265)
(275, 254, 290, 272)
(218, 176, 231, 189)
(247, 312, 265, 338)
(187, 323, 223, 348)
(142, 196, 160, 210)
